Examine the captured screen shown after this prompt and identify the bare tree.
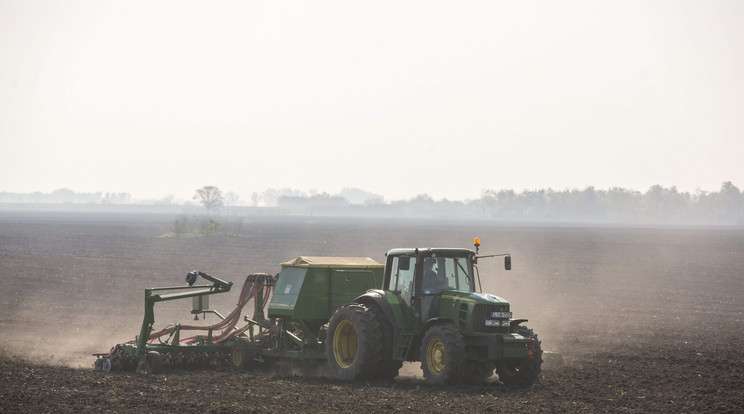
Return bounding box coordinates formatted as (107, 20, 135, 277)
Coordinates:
(194, 186, 224, 216)
(224, 191, 240, 206)
(250, 192, 261, 207)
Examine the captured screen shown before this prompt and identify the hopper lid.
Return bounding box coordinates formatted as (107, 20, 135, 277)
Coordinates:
(280, 256, 382, 268)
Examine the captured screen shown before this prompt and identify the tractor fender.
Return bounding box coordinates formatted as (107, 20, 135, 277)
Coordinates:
(421, 317, 455, 334)
(510, 319, 529, 331)
(354, 290, 397, 328)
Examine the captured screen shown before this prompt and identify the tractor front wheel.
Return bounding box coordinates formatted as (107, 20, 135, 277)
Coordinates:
(420, 324, 466, 385)
(326, 304, 382, 380)
(495, 326, 543, 387)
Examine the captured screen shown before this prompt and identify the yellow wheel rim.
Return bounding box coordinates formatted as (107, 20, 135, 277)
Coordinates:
(333, 320, 358, 368)
(426, 338, 446, 374)
(233, 348, 242, 367)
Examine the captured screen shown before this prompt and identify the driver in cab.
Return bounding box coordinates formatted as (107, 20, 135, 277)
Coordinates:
(423, 258, 450, 293)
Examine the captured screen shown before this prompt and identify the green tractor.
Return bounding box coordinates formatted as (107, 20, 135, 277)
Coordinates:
(326, 239, 542, 386)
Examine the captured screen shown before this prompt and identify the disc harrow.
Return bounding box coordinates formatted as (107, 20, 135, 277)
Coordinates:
(94, 271, 275, 374)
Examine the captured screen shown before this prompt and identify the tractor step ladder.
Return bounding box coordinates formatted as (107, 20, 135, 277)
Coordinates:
(395, 328, 415, 360)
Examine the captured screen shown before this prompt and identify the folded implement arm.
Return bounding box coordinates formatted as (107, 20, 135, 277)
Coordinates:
(135, 271, 233, 358)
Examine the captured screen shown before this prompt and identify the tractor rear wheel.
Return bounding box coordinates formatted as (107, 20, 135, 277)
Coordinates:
(420, 325, 466, 385)
(326, 304, 382, 380)
(495, 326, 543, 387)
(367, 305, 402, 380)
(231, 338, 259, 370)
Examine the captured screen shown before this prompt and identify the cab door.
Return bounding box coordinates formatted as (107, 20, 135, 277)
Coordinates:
(388, 255, 416, 308)
(386, 254, 420, 360)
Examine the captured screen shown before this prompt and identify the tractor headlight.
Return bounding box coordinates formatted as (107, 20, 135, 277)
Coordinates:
(485, 319, 511, 327)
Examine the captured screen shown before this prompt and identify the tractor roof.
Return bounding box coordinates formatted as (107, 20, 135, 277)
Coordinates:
(280, 256, 383, 268)
(386, 248, 476, 257)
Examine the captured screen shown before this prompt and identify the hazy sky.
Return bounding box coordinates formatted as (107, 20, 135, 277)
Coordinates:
(1, 1, 742, 202)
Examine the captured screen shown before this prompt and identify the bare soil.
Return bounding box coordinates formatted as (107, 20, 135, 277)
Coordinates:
(1, 212, 742, 413)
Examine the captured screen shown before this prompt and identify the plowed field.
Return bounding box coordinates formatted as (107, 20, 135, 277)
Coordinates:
(1, 212, 742, 412)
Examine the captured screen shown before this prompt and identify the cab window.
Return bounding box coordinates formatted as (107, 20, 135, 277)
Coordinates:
(422, 256, 472, 294)
(390, 256, 416, 303)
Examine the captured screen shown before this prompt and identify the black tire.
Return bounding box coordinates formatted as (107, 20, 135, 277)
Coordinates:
(231, 338, 259, 370)
(463, 360, 494, 384)
(136, 351, 162, 375)
(367, 305, 402, 380)
(420, 325, 466, 385)
(495, 326, 543, 387)
(326, 304, 382, 381)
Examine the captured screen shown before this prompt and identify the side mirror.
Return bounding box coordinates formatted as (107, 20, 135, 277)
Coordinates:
(399, 256, 411, 271)
(504, 256, 511, 271)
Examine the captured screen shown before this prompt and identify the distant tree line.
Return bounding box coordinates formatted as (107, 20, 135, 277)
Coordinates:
(0, 188, 132, 204)
(247, 187, 383, 207)
(267, 183, 744, 225)
(478, 182, 743, 225)
(2, 182, 742, 225)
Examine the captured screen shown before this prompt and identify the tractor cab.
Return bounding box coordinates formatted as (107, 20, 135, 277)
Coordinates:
(384, 248, 477, 324)
(381, 243, 513, 331)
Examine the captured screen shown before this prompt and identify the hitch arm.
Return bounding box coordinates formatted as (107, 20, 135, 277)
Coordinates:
(135, 271, 233, 357)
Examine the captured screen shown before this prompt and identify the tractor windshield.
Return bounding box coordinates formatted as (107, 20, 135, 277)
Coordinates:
(422, 256, 474, 294)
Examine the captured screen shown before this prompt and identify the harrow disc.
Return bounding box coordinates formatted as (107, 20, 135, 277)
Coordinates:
(102, 357, 112, 373)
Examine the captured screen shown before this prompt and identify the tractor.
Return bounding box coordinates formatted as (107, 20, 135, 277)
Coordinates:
(325, 239, 542, 386)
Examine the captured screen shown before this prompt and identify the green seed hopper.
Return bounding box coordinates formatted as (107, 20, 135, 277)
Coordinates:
(269, 256, 383, 319)
(248, 256, 383, 361)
